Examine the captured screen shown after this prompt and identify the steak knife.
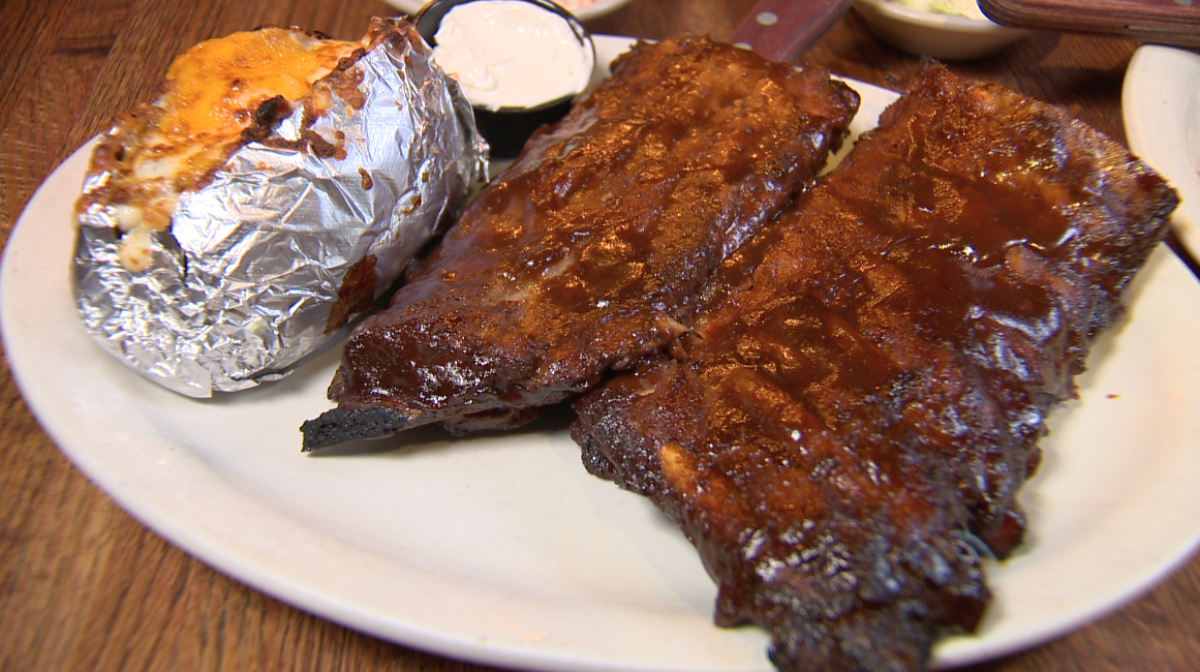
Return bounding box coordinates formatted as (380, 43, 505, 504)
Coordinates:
(979, 0, 1200, 46)
(728, 0, 856, 62)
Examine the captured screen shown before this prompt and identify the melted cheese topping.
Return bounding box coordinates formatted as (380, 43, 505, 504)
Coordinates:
(88, 28, 362, 271)
(158, 28, 359, 142)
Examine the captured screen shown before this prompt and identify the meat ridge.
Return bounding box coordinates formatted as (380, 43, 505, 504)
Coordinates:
(571, 63, 1178, 672)
(301, 35, 860, 449)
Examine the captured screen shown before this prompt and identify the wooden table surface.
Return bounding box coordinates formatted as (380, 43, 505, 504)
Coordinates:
(1, 1, 1197, 670)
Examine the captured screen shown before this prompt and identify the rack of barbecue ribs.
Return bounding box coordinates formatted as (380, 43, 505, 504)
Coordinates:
(571, 63, 1178, 672)
(301, 35, 860, 448)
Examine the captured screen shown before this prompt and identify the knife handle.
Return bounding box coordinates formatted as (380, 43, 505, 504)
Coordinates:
(979, 0, 1200, 46)
(729, 0, 856, 63)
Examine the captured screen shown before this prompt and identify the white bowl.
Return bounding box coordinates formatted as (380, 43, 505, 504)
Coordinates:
(853, 0, 1029, 60)
(383, 0, 633, 21)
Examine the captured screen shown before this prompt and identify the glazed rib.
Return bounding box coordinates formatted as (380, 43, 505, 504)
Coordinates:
(571, 64, 1177, 672)
(301, 35, 859, 448)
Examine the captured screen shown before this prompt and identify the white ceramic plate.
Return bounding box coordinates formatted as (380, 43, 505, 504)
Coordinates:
(852, 0, 1028, 61)
(4, 35, 1200, 672)
(382, 0, 634, 21)
(1124, 44, 1200, 261)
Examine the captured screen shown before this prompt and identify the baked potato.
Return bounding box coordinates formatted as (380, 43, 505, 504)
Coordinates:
(73, 17, 486, 397)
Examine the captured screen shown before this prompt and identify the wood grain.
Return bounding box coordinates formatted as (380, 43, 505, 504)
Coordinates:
(727, 0, 855, 62)
(978, 0, 1200, 47)
(1, 2, 1197, 671)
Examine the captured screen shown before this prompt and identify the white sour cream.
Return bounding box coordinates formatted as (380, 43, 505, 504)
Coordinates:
(432, 0, 594, 110)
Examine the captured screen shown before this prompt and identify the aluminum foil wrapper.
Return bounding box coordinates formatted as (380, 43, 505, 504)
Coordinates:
(74, 18, 487, 397)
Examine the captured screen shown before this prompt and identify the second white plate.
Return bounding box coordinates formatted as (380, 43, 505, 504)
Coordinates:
(1124, 44, 1200, 260)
